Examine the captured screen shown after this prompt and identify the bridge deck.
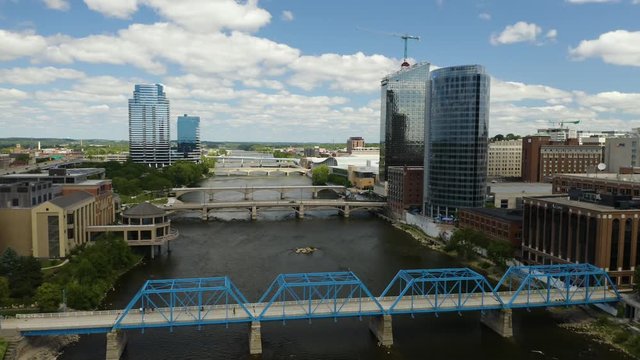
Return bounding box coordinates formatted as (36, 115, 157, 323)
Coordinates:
(2, 289, 618, 335)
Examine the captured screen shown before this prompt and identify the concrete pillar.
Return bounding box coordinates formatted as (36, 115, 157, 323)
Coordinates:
(343, 205, 350, 218)
(312, 191, 318, 199)
(280, 191, 285, 200)
(202, 207, 208, 221)
(251, 206, 258, 220)
(150, 245, 155, 259)
(368, 315, 393, 347)
(297, 205, 305, 219)
(480, 309, 513, 337)
(105, 330, 127, 360)
(249, 321, 262, 355)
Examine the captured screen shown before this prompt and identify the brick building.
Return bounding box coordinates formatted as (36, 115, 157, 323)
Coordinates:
(387, 166, 423, 217)
(458, 208, 523, 247)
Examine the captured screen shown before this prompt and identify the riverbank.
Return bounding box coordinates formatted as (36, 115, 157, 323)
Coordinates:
(395, 220, 639, 359)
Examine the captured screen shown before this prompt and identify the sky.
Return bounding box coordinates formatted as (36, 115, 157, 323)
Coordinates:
(0, 0, 639, 142)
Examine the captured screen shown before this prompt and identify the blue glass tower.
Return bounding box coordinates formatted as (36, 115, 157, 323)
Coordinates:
(424, 65, 490, 217)
(176, 114, 201, 162)
(379, 62, 430, 181)
(128, 84, 170, 167)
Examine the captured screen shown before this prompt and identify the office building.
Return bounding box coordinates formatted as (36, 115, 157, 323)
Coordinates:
(540, 145, 603, 182)
(522, 136, 551, 182)
(387, 166, 423, 217)
(424, 65, 490, 217)
(176, 114, 201, 162)
(552, 173, 640, 196)
(488, 139, 522, 178)
(522, 193, 640, 288)
(129, 84, 171, 167)
(458, 208, 523, 248)
(605, 135, 639, 173)
(347, 137, 365, 154)
(379, 62, 430, 181)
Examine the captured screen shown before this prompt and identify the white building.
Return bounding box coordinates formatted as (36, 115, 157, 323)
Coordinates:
(488, 139, 522, 178)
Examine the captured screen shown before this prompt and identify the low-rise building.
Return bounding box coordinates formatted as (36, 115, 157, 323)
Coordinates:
(487, 182, 552, 209)
(552, 173, 640, 197)
(522, 192, 640, 288)
(347, 137, 365, 154)
(31, 191, 96, 258)
(488, 139, 522, 178)
(458, 208, 523, 247)
(387, 166, 423, 217)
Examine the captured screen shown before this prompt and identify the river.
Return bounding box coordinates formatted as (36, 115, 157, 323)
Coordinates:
(59, 163, 630, 360)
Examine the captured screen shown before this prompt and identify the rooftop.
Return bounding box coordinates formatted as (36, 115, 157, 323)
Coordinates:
(524, 195, 640, 212)
(461, 207, 523, 222)
(123, 202, 166, 217)
(488, 182, 552, 194)
(555, 173, 640, 183)
(49, 191, 94, 208)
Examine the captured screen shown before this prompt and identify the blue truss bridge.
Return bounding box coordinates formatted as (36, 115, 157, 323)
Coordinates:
(0, 264, 620, 358)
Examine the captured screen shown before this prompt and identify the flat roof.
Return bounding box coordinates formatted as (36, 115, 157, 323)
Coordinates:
(488, 182, 552, 194)
(461, 207, 523, 222)
(555, 173, 640, 183)
(524, 195, 639, 212)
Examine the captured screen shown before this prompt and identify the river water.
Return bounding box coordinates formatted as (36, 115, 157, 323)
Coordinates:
(60, 167, 630, 360)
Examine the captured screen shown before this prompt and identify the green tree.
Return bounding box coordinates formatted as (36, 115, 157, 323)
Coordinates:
(492, 134, 505, 142)
(35, 283, 62, 312)
(0, 276, 10, 306)
(312, 165, 329, 185)
(487, 240, 514, 269)
(10, 256, 43, 299)
(634, 268, 640, 294)
(0, 248, 19, 277)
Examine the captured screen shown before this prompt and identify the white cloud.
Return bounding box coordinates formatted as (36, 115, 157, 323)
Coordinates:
(0, 88, 29, 102)
(575, 91, 640, 114)
(83, 0, 138, 19)
(288, 52, 398, 92)
(281, 10, 294, 22)
(43, 0, 70, 10)
(0, 67, 84, 85)
(478, 12, 491, 21)
(570, 30, 640, 67)
(0, 30, 47, 61)
(491, 79, 572, 103)
(546, 29, 558, 40)
(490, 21, 542, 45)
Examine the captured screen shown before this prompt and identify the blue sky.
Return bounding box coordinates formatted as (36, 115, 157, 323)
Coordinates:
(0, 0, 639, 142)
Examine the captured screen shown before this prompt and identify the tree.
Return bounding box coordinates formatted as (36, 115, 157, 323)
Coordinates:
(634, 268, 640, 295)
(0, 248, 19, 277)
(0, 277, 10, 306)
(492, 134, 505, 142)
(10, 256, 43, 299)
(312, 165, 329, 185)
(487, 240, 514, 269)
(35, 283, 62, 312)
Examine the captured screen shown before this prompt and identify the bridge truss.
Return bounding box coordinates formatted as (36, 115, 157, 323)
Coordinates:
(257, 271, 383, 321)
(113, 277, 252, 331)
(380, 268, 502, 314)
(495, 263, 619, 308)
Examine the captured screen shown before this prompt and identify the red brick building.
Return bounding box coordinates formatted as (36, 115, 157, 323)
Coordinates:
(458, 208, 523, 247)
(387, 166, 423, 218)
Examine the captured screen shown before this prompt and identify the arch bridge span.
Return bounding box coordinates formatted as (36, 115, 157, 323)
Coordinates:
(171, 185, 347, 201)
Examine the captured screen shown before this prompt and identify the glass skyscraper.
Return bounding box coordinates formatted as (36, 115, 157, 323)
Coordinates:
(379, 62, 430, 181)
(128, 84, 170, 167)
(176, 114, 201, 162)
(424, 65, 490, 217)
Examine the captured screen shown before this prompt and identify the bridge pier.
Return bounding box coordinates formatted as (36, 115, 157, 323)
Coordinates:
(312, 191, 318, 199)
(342, 205, 350, 218)
(202, 207, 208, 221)
(481, 309, 513, 338)
(297, 204, 305, 219)
(249, 321, 262, 355)
(105, 330, 127, 360)
(368, 315, 393, 347)
(251, 206, 258, 220)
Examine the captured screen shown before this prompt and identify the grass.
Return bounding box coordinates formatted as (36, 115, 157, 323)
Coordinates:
(590, 316, 640, 357)
(0, 337, 6, 359)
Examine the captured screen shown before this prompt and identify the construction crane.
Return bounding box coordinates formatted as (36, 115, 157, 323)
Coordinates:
(357, 27, 420, 67)
(550, 120, 581, 129)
